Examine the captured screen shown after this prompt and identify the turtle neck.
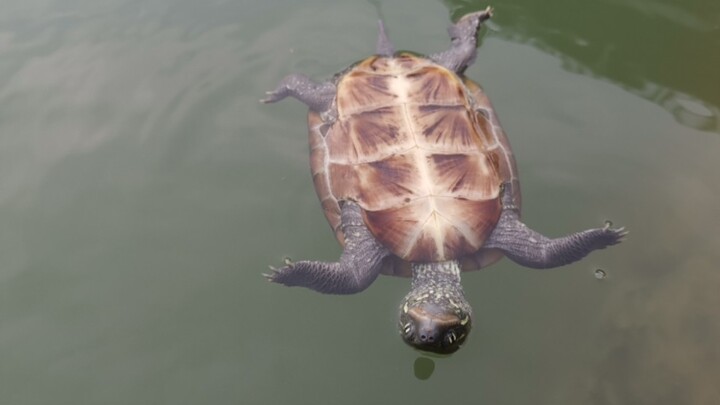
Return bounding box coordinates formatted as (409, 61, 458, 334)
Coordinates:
(402, 260, 472, 316)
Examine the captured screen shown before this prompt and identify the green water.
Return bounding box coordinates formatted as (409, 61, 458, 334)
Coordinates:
(1, 0, 718, 404)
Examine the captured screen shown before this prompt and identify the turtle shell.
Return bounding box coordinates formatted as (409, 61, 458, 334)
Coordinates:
(308, 52, 520, 276)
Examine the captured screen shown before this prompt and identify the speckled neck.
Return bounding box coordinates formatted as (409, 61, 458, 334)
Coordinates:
(403, 261, 472, 315)
(411, 261, 460, 288)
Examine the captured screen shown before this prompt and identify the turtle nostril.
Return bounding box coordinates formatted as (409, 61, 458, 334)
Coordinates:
(419, 331, 438, 343)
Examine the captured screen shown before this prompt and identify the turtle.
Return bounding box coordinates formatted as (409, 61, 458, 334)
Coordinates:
(261, 7, 626, 354)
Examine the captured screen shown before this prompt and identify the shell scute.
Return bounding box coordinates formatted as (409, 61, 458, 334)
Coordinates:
(413, 105, 482, 153)
(473, 107, 498, 146)
(327, 106, 411, 164)
(327, 163, 361, 202)
(428, 153, 496, 199)
(358, 155, 421, 208)
(405, 66, 466, 105)
(329, 154, 421, 212)
(337, 71, 397, 116)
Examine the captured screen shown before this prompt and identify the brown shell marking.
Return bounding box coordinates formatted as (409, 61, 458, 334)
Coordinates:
(364, 197, 500, 262)
(309, 53, 520, 269)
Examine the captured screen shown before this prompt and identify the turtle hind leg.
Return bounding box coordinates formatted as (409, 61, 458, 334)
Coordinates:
(429, 7, 493, 73)
(484, 186, 627, 269)
(264, 202, 390, 295)
(261, 74, 336, 113)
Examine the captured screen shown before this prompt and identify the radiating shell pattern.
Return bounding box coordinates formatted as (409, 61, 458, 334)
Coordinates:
(309, 53, 520, 270)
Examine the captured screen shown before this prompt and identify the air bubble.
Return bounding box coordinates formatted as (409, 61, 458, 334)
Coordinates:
(594, 268, 607, 280)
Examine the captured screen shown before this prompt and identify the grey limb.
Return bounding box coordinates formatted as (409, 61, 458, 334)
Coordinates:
(260, 73, 336, 112)
(376, 20, 395, 56)
(429, 6, 493, 73)
(264, 202, 390, 294)
(484, 185, 627, 269)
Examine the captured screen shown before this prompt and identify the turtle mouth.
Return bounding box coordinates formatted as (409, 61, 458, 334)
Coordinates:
(399, 303, 471, 354)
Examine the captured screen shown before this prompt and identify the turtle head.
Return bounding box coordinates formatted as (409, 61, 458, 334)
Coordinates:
(399, 300, 471, 354)
(398, 261, 472, 354)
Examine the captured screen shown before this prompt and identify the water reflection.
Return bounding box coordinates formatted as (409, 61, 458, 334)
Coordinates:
(444, 0, 720, 133)
(413, 357, 436, 380)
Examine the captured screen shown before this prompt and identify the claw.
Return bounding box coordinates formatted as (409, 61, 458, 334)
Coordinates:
(606, 226, 629, 246)
(259, 93, 277, 104)
(263, 265, 278, 280)
(458, 6, 494, 24)
(260, 90, 286, 104)
(263, 260, 297, 282)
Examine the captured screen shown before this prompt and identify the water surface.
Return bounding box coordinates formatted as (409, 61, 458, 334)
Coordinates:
(1, 0, 718, 404)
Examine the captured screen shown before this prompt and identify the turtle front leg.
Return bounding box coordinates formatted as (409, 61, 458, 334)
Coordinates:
(261, 74, 336, 113)
(484, 185, 627, 269)
(264, 202, 390, 294)
(429, 7, 493, 74)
